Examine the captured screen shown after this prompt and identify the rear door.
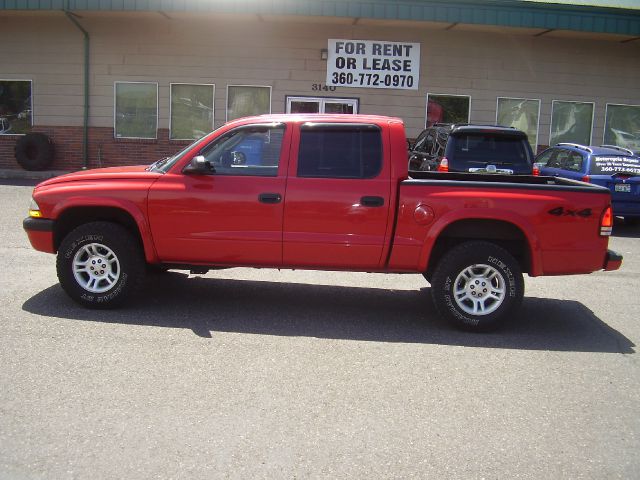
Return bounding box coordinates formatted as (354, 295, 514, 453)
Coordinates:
(282, 122, 392, 269)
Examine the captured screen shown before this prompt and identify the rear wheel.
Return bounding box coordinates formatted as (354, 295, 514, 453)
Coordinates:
(56, 222, 145, 308)
(430, 241, 524, 332)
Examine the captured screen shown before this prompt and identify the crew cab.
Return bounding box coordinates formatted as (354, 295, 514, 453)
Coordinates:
(24, 114, 622, 331)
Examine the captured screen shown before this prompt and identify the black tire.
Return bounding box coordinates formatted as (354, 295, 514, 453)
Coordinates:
(56, 222, 145, 309)
(15, 132, 55, 171)
(430, 241, 524, 332)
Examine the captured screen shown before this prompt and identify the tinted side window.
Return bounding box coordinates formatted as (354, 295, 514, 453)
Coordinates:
(297, 126, 382, 179)
(551, 150, 570, 168)
(535, 149, 555, 167)
(562, 152, 584, 172)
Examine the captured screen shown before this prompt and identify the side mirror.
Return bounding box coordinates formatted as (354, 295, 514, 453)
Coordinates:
(183, 155, 213, 174)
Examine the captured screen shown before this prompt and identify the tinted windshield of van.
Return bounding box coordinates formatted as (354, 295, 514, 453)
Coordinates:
(590, 155, 640, 175)
(446, 133, 532, 173)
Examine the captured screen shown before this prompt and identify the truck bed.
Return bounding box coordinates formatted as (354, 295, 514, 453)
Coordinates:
(406, 171, 610, 193)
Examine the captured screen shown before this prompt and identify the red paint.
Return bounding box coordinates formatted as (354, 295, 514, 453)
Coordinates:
(24, 114, 620, 277)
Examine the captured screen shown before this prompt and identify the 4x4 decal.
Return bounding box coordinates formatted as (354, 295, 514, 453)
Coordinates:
(548, 207, 592, 218)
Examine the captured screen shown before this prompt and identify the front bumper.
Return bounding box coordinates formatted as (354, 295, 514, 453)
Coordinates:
(604, 249, 623, 271)
(23, 217, 55, 253)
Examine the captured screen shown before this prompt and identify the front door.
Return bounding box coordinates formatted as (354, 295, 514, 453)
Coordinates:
(147, 123, 290, 266)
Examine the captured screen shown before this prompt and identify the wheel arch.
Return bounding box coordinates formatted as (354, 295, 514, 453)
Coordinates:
(422, 216, 537, 281)
(53, 204, 157, 263)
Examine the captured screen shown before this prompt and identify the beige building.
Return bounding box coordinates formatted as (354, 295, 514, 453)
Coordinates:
(1, 0, 639, 170)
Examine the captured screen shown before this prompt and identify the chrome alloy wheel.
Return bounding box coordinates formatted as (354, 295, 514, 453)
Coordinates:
(72, 243, 121, 293)
(453, 263, 506, 316)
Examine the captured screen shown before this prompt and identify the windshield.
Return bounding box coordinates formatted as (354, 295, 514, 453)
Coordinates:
(589, 155, 640, 175)
(148, 128, 222, 173)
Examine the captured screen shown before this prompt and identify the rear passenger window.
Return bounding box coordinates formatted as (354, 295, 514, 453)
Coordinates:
(563, 152, 584, 172)
(297, 124, 382, 179)
(535, 150, 555, 167)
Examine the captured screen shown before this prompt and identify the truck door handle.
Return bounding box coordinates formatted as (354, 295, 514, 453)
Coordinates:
(259, 193, 282, 204)
(361, 196, 385, 207)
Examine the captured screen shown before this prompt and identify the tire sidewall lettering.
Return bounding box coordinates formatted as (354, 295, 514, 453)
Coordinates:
(64, 234, 105, 259)
(443, 292, 479, 325)
(487, 255, 517, 297)
(431, 242, 524, 331)
(95, 272, 127, 303)
(57, 222, 143, 309)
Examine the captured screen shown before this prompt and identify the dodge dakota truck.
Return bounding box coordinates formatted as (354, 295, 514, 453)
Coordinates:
(23, 114, 622, 331)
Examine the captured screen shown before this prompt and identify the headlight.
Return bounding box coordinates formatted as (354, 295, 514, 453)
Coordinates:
(28, 198, 42, 218)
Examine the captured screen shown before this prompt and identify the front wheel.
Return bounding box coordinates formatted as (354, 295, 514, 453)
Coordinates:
(430, 241, 524, 332)
(56, 222, 145, 308)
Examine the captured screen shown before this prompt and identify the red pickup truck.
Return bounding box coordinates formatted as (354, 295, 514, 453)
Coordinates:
(24, 114, 622, 331)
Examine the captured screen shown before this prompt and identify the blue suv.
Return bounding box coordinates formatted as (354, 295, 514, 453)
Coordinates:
(535, 143, 640, 223)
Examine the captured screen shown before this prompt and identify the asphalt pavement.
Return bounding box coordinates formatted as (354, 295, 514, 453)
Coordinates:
(1, 179, 638, 479)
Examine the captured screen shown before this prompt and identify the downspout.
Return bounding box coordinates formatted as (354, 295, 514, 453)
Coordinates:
(64, 8, 90, 170)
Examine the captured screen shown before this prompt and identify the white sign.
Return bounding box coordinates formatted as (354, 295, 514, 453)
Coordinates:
(326, 39, 420, 90)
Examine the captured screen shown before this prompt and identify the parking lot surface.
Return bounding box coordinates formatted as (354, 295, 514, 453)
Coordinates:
(1, 180, 638, 479)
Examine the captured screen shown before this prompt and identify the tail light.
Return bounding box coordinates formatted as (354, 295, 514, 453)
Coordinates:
(532, 165, 540, 176)
(438, 157, 449, 172)
(600, 206, 613, 236)
(581, 175, 590, 183)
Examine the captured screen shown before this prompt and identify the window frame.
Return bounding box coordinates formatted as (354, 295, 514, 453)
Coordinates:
(603, 103, 640, 153)
(0, 78, 33, 136)
(195, 123, 286, 177)
(549, 100, 595, 147)
(226, 85, 272, 123)
(113, 81, 159, 140)
(495, 97, 541, 150)
(169, 82, 215, 141)
(285, 95, 359, 114)
(534, 148, 556, 167)
(425, 93, 471, 128)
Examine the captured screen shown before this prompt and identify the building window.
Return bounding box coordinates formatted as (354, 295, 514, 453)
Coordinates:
(286, 96, 358, 114)
(170, 83, 215, 140)
(426, 94, 470, 127)
(114, 82, 158, 139)
(497, 97, 541, 150)
(0, 80, 32, 135)
(550, 100, 594, 147)
(226, 85, 271, 122)
(297, 124, 382, 179)
(604, 104, 640, 154)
